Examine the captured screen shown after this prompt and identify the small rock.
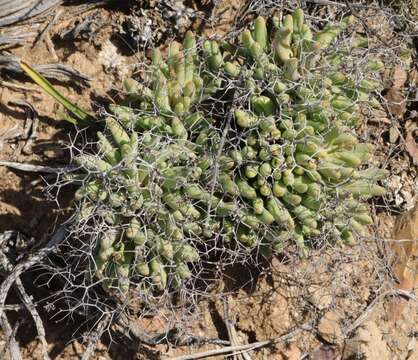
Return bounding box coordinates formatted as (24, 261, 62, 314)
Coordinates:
(318, 311, 343, 344)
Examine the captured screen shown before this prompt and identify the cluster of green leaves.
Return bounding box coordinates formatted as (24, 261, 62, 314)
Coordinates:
(23, 9, 387, 294)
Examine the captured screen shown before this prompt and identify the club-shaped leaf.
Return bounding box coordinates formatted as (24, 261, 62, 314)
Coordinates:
(20, 60, 95, 126)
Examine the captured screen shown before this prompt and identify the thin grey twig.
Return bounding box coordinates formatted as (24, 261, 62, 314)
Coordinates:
(223, 298, 238, 360)
(304, 0, 380, 9)
(223, 298, 252, 360)
(345, 289, 417, 334)
(206, 90, 237, 217)
(121, 316, 230, 347)
(8, 100, 39, 140)
(0, 125, 22, 141)
(0, 250, 50, 360)
(0, 227, 68, 324)
(81, 314, 110, 360)
(16, 279, 50, 360)
(0, 30, 37, 48)
(33, 8, 63, 47)
(8, 100, 40, 154)
(164, 321, 314, 360)
(0, 80, 40, 92)
(0, 161, 69, 173)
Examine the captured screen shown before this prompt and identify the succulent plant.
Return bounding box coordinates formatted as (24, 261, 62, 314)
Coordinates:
(68, 9, 387, 294)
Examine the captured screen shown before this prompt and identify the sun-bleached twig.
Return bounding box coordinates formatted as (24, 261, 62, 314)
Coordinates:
(164, 321, 314, 360)
(81, 314, 110, 360)
(0, 160, 69, 173)
(0, 227, 67, 323)
(0, 247, 50, 360)
(0, 313, 22, 360)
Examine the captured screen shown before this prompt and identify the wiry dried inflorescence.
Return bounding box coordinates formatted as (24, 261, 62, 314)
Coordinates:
(68, 9, 387, 295)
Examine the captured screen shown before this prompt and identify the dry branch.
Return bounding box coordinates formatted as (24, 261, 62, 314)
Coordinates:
(81, 314, 110, 360)
(0, 161, 69, 173)
(0, 55, 90, 85)
(0, 227, 67, 323)
(0, 0, 63, 27)
(0, 233, 57, 360)
(344, 289, 418, 334)
(164, 321, 314, 360)
(0, 313, 22, 360)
